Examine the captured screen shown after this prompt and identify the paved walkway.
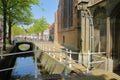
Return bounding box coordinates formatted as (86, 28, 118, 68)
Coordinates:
(33, 41, 120, 80)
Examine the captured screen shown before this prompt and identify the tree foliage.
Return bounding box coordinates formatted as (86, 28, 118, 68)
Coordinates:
(0, 0, 39, 50)
(7, 0, 39, 44)
(11, 25, 24, 36)
(7, 0, 38, 25)
(27, 17, 48, 34)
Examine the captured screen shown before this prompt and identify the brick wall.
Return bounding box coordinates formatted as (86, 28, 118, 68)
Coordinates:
(58, 29, 80, 51)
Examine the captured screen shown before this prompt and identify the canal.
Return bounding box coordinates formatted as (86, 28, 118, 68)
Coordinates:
(0, 41, 63, 80)
(10, 56, 38, 80)
(0, 41, 41, 80)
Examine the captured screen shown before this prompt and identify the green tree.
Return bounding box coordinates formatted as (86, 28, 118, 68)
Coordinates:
(7, 0, 39, 44)
(0, 0, 7, 50)
(7, 5, 34, 44)
(0, 0, 39, 50)
(27, 17, 48, 34)
(12, 25, 24, 36)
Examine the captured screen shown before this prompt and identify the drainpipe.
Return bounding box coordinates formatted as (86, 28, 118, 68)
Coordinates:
(78, 0, 94, 70)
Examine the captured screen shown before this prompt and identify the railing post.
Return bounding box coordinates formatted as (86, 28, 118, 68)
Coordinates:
(64, 49, 68, 76)
(87, 50, 90, 74)
(53, 47, 55, 58)
(60, 50, 62, 62)
(78, 52, 81, 64)
(0, 47, 3, 59)
(41, 42, 42, 51)
(69, 50, 72, 68)
(49, 48, 51, 55)
(34, 47, 38, 79)
(43, 43, 44, 52)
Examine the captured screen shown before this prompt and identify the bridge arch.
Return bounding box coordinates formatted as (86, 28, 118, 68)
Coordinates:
(13, 41, 35, 57)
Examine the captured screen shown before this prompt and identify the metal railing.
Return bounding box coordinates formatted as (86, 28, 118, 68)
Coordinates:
(0, 42, 107, 79)
(0, 48, 40, 79)
(38, 42, 106, 73)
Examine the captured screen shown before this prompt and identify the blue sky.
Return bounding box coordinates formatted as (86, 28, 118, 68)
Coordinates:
(32, 0, 59, 24)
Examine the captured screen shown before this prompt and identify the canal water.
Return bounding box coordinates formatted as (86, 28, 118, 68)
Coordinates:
(0, 42, 63, 80)
(10, 56, 38, 80)
(9, 43, 40, 80)
(0, 42, 42, 80)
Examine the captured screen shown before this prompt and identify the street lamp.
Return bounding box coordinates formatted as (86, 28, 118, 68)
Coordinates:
(78, 0, 94, 70)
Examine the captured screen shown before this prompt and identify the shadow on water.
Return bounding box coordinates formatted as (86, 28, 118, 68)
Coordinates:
(0, 41, 37, 80)
(10, 56, 37, 80)
(0, 56, 16, 80)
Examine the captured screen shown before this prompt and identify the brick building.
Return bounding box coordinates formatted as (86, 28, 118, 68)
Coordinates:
(49, 23, 55, 41)
(57, 0, 120, 72)
(54, 12, 58, 43)
(57, 0, 81, 51)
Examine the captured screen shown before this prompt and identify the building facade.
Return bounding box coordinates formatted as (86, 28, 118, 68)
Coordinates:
(58, 0, 81, 51)
(54, 12, 58, 43)
(49, 23, 55, 41)
(57, 0, 120, 72)
(77, 0, 120, 72)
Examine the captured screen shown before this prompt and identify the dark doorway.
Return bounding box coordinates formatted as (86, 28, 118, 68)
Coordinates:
(112, 11, 120, 71)
(110, 2, 120, 72)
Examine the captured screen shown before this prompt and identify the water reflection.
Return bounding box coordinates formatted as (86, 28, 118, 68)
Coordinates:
(18, 44, 30, 51)
(11, 57, 37, 79)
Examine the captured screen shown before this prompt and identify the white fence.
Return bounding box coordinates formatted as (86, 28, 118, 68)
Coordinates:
(0, 42, 106, 79)
(0, 48, 39, 79)
(38, 42, 106, 74)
